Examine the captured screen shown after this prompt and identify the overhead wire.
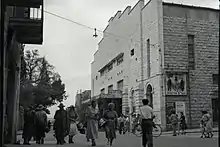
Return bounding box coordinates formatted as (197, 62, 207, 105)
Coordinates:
(43, 9, 160, 47)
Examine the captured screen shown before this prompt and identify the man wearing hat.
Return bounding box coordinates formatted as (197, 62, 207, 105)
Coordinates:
(54, 103, 68, 145)
(35, 104, 48, 144)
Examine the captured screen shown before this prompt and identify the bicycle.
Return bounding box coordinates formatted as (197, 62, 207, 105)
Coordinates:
(132, 122, 162, 138)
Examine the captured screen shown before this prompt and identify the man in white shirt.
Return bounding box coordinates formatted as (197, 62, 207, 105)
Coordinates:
(139, 99, 154, 147)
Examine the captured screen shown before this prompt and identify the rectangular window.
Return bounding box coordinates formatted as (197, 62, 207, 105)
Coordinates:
(188, 35, 195, 70)
(101, 88, 105, 94)
(147, 39, 151, 77)
(100, 70, 104, 76)
(130, 49, 134, 56)
(108, 63, 113, 71)
(108, 85, 113, 93)
(117, 80, 123, 91)
(213, 74, 219, 84)
(117, 56, 124, 65)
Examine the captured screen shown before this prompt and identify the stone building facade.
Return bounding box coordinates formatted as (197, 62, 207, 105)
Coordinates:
(91, 0, 219, 129)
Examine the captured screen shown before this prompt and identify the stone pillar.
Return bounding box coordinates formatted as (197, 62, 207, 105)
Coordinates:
(122, 88, 129, 115)
(135, 83, 145, 113)
(6, 64, 16, 143)
(6, 38, 21, 143)
(160, 74, 167, 131)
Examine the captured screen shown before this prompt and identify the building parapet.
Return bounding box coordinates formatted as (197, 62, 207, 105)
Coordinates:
(162, 2, 219, 11)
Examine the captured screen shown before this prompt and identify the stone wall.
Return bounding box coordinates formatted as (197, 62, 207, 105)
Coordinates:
(141, 0, 165, 127)
(163, 3, 219, 127)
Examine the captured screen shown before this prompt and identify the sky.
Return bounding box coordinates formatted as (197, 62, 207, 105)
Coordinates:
(25, 0, 218, 118)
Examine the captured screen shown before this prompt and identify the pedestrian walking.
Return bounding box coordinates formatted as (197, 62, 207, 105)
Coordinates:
(118, 114, 125, 134)
(22, 106, 36, 145)
(124, 116, 130, 133)
(35, 105, 48, 144)
(139, 99, 154, 147)
(19, 104, 24, 131)
(48, 120, 51, 131)
(86, 100, 99, 146)
(131, 114, 137, 133)
(103, 103, 118, 146)
(180, 112, 187, 135)
(66, 105, 78, 144)
(200, 110, 213, 138)
(54, 103, 68, 145)
(170, 111, 178, 136)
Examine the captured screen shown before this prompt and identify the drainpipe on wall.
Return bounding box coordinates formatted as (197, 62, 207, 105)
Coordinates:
(0, 0, 6, 146)
(185, 14, 192, 128)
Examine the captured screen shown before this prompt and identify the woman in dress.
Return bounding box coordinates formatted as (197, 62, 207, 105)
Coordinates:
(180, 112, 187, 135)
(67, 105, 78, 144)
(103, 103, 118, 146)
(86, 100, 99, 146)
(200, 111, 213, 138)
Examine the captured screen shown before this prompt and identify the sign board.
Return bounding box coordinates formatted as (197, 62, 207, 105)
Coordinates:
(82, 99, 90, 104)
(165, 72, 187, 95)
(175, 101, 187, 122)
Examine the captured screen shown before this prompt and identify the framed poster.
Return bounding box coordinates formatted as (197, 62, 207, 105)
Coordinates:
(165, 102, 176, 125)
(165, 72, 187, 95)
(175, 101, 187, 122)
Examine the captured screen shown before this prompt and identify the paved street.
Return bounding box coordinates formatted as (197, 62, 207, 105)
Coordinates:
(7, 131, 218, 147)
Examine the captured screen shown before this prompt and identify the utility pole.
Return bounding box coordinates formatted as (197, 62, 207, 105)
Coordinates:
(0, 0, 6, 146)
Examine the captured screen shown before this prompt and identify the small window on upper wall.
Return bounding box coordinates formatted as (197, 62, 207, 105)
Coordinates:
(95, 76, 98, 80)
(130, 49, 134, 56)
(100, 71, 104, 76)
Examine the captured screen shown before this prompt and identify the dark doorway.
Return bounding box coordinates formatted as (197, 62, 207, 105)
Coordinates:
(212, 98, 219, 122)
(146, 85, 153, 108)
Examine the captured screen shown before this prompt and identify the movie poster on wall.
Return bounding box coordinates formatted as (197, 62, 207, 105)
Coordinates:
(165, 72, 187, 95)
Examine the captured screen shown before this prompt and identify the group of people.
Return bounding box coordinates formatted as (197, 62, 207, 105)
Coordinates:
(87, 99, 156, 147)
(85, 100, 118, 146)
(169, 109, 214, 138)
(117, 114, 129, 134)
(22, 105, 49, 145)
(20, 99, 164, 147)
(22, 99, 214, 147)
(53, 103, 78, 145)
(22, 103, 79, 145)
(169, 111, 187, 136)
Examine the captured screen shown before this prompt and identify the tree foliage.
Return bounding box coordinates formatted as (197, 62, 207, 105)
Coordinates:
(20, 48, 67, 108)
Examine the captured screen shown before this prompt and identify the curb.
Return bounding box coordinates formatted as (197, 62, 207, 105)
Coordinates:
(163, 129, 218, 135)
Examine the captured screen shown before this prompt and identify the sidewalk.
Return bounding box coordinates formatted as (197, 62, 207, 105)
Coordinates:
(162, 127, 218, 135)
(17, 127, 218, 136)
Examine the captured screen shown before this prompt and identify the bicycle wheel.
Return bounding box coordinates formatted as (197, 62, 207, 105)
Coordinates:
(133, 124, 142, 137)
(152, 124, 162, 137)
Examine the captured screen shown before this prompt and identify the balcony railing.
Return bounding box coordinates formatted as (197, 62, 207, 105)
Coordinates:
(9, 6, 43, 20)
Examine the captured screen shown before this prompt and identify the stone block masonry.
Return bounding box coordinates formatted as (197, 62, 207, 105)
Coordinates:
(163, 4, 219, 128)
